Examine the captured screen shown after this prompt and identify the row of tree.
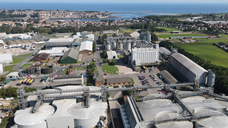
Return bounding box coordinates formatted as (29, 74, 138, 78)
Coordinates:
(159, 41, 228, 94)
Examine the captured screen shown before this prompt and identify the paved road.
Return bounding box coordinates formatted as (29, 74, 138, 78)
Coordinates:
(95, 32, 104, 74)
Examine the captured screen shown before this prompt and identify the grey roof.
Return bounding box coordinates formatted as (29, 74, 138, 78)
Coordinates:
(61, 47, 79, 61)
(159, 47, 171, 55)
(55, 33, 72, 37)
(171, 53, 207, 76)
(46, 42, 72, 47)
(160, 70, 178, 84)
(106, 77, 131, 84)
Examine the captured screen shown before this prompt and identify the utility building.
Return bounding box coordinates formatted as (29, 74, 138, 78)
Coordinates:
(60, 47, 79, 64)
(32, 53, 50, 62)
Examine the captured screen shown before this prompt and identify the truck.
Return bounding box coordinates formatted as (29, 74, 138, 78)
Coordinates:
(27, 79, 35, 85)
(17, 80, 23, 86)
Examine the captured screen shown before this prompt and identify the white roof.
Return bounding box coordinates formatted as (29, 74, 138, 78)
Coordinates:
(0, 40, 4, 44)
(107, 50, 118, 60)
(6, 72, 19, 77)
(0, 53, 13, 64)
(48, 38, 73, 43)
(14, 103, 55, 125)
(156, 121, 193, 128)
(79, 40, 93, 52)
(130, 31, 140, 38)
(171, 53, 207, 76)
(39, 47, 68, 56)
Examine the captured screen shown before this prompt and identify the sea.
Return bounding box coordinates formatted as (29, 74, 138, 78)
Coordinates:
(0, 3, 228, 20)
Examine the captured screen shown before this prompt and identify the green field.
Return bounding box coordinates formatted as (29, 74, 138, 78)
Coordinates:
(17, 53, 33, 57)
(21, 64, 31, 68)
(157, 33, 207, 38)
(157, 27, 180, 32)
(11, 57, 27, 64)
(120, 29, 134, 34)
(4, 65, 16, 73)
(174, 38, 228, 67)
(102, 64, 118, 74)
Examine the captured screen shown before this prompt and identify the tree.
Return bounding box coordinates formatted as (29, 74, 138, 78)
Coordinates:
(151, 32, 158, 42)
(109, 59, 115, 66)
(93, 41, 96, 53)
(69, 65, 73, 69)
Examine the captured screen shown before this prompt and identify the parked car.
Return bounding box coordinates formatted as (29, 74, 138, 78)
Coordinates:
(104, 73, 108, 75)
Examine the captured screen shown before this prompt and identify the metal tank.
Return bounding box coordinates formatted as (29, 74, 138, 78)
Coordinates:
(14, 104, 55, 128)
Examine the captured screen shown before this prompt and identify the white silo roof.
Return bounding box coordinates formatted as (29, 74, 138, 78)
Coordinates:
(156, 121, 193, 128)
(182, 96, 206, 103)
(196, 116, 228, 128)
(14, 103, 55, 125)
(67, 99, 107, 119)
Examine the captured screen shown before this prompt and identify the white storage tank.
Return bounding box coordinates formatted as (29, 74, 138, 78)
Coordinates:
(207, 69, 215, 87)
(67, 99, 107, 128)
(14, 104, 55, 128)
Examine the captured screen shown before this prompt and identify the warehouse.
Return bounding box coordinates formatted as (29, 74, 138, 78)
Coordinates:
(0, 53, 13, 64)
(38, 47, 69, 56)
(6, 33, 32, 39)
(60, 47, 79, 64)
(79, 40, 93, 54)
(32, 53, 50, 61)
(169, 51, 215, 86)
(45, 38, 73, 49)
(106, 77, 132, 86)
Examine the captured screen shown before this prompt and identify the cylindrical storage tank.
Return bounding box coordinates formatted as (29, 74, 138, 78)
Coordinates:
(68, 100, 107, 128)
(207, 69, 215, 87)
(14, 104, 55, 128)
(41, 65, 53, 74)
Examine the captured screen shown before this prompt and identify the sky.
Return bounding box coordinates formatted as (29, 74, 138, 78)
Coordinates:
(1, 0, 228, 3)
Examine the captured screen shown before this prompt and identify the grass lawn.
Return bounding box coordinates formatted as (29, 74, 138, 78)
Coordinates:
(157, 33, 207, 38)
(4, 65, 16, 73)
(174, 38, 228, 67)
(17, 53, 33, 57)
(61, 67, 87, 75)
(121, 29, 134, 33)
(102, 64, 118, 74)
(21, 64, 31, 68)
(131, 78, 135, 84)
(156, 27, 180, 32)
(11, 57, 27, 64)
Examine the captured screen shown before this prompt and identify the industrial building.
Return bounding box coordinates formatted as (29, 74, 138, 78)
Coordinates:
(45, 38, 74, 49)
(0, 32, 6, 39)
(60, 47, 79, 64)
(6, 33, 32, 39)
(52, 75, 84, 86)
(106, 77, 132, 86)
(79, 40, 93, 54)
(73, 32, 94, 41)
(169, 51, 215, 86)
(120, 93, 228, 128)
(139, 30, 151, 43)
(106, 50, 118, 61)
(32, 53, 50, 62)
(38, 47, 69, 56)
(0, 53, 13, 64)
(15, 86, 108, 128)
(131, 43, 159, 66)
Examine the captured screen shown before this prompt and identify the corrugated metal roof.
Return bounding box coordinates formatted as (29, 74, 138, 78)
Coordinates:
(159, 47, 171, 55)
(61, 47, 79, 61)
(171, 53, 207, 76)
(107, 51, 118, 60)
(79, 40, 93, 52)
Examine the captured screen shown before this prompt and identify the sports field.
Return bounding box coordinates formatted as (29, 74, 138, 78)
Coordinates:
(157, 33, 207, 38)
(174, 36, 228, 67)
